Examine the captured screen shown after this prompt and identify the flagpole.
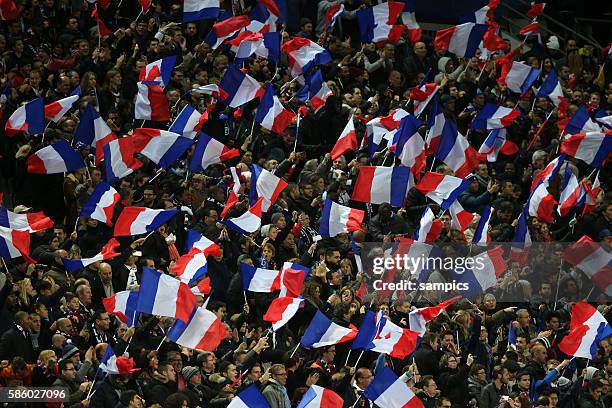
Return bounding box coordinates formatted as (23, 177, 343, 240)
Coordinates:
(148, 168, 164, 183)
(553, 260, 563, 311)
(345, 349, 352, 366)
(289, 343, 300, 358)
(293, 113, 301, 153)
(155, 335, 166, 352)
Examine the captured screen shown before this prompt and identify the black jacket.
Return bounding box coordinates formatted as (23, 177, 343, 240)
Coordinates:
(0, 325, 36, 363)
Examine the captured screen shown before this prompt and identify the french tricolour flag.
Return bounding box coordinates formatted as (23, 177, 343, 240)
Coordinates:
(331, 116, 358, 160)
(169, 105, 204, 140)
(564, 105, 601, 135)
(27, 140, 85, 174)
(279, 262, 310, 297)
(581, 173, 601, 217)
(558, 166, 582, 217)
(62, 238, 121, 273)
(135, 82, 170, 122)
(455, 246, 507, 298)
(353, 311, 419, 359)
(250, 164, 287, 212)
(139, 56, 177, 86)
(527, 180, 557, 224)
(191, 84, 229, 100)
(189, 132, 240, 172)
(0, 227, 33, 263)
(364, 367, 425, 408)
(392, 114, 426, 177)
(229, 32, 280, 63)
(527, 2, 546, 18)
(172, 248, 214, 285)
(426, 98, 445, 154)
(114, 207, 179, 236)
(44, 94, 79, 123)
(416, 172, 473, 210)
(357, 2, 405, 44)
(563, 236, 612, 297)
(221, 197, 263, 234)
(99, 345, 120, 374)
(73, 105, 117, 164)
(263, 296, 304, 332)
(560, 131, 611, 168)
(167, 305, 229, 351)
(219, 65, 262, 108)
(410, 82, 438, 117)
(471, 103, 521, 129)
(5, 98, 45, 136)
(133, 128, 194, 169)
(245, 2, 279, 33)
(509, 210, 532, 262)
(324, 4, 344, 33)
(499, 61, 540, 94)
(352, 166, 410, 208)
(402, 1, 422, 43)
(0, 206, 53, 232)
(478, 128, 519, 162)
(531, 154, 565, 191)
(240, 262, 280, 292)
(558, 301, 612, 359)
(137, 267, 197, 323)
(472, 205, 494, 246)
(408, 296, 460, 337)
(300, 310, 357, 349)
(413, 207, 442, 244)
(185, 229, 221, 253)
(319, 199, 364, 238)
(205, 15, 251, 49)
(435, 119, 482, 178)
(536, 69, 564, 106)
(366, 109, 409, 158)
(255, 84, 296, 135)
(434, 22, 487, 58)
(449, 200, 475, 232)
(183, 0, 219, 22)
(281, 37, 332, 78)
(191, 277, 212, 297)
(296, 70, 333, 113)
(229, 385, 271, 408)
(104, 136, 143, 184)
(103, 290, 140, 327)
(297, 385, 343, 408)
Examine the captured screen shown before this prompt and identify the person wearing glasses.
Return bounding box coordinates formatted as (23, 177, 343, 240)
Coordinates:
(438, 353, 474, 407)
(52, 359, 92, 407)
(262, 363, 291, 408)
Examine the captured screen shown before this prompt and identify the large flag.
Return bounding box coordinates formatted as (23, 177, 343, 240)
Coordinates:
(300, 310, 357, 348)
(352, 166, 410, 207)
(356, 2, 405, 43)
(137, 267, 197, 323)
(562, 236, 611, 296)
(27, 140, 85, 174)
(114, 207, 179, 236)
(558, 302, 612, 359)
(168, 305, 229, 351)
(364, 366, 425, 408)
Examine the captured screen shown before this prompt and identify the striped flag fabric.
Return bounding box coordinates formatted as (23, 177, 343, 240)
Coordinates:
(167, 305, 229, 351)
(114, 207, 179, 236)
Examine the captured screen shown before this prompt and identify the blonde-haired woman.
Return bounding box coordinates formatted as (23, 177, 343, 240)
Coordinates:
(15, 278, 36, 310)
(32, 350, 57, 386)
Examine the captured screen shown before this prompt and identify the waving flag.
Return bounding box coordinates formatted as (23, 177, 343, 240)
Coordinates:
(168, 305, 229, 350)
(471, 103, 521, 129)
(558, 302, 612, 359)
(137, 267, 197, 322)
(366, 109, 409, 158)
(392, 114, 425, 176)
(478, 128, 519, 162)
(0, 207, 53, 232)
(319, 199, 364, 238)
(189, 132, 240, 172)
(297, 385, 343, 408)
(472, 205, 494, 246)
(411, 82, 438, 117)
(531, 154, 565, 191)
(300, 310, 357, 349)
(185, 230, 221, 253)
(352, 166, 410, 207)
(434, 22, 487, 58)
(99, 345, 120, 374)
(527, 2, 546, 18)
(536, 70, 564, 106)
(509, 210, 532, 262)
(519, 21, 539, 36)
(499, 61, 540, 94)
(221, 197, 263, 234)
(27, 140, 85, 174)
(357, 2, 405, 43)
(426, 98, 445, 154)
(44, 94, 79, 123)
(0, 227, 33, 263)
(281, 37, 332, 78)
(169, 105, 204, 140)
(264, 296, 304, 331)
(413, 207, 442, 243)
(558, 166, 582, 217)
(353, 311, 419, 359)
(449, 200, 475, 231)
(220, 167, 243, 218)
(135, 82, 171, 122)
(508, 321, 517, 350)
(114, 207, 179, 236)
(564, 106, 601, 135)
(435, 119, 482, 178)
(296, 70, 333, 113)
(103, 290, 140, 327)
(401, 1, 422, 43)
(172, 249, 214, 285)
(254, 84, 295, 135)
(416, 172, 473, 210)
(563, 236, 612, 297)
(560, 131, 611, 168)
(219, 65, 262, 108)
(409, 296, 460, 336)
(183, 0, 219, 22)
(249, 165, 287, 211)
(0, 0, 19, 20)
(527, 180, 557, 224)
(455, 247, 507, 298)
(191, 84, 229, 99)
(581, 174, 601, 216)
(132, 128, 194, 169)
(240, 262, 279, 292)
(139, 56, 177, 86)
(5, 98, 44, 136)
(103, 137, 143, 184)
(483, 24, 508, 52)
(229, 32, 280, 63)
(62, 238, 121, 272)
(191, 277, 212, 297)
(205, 15, 251, 49)
(324, 4, 344, 33)
(364, 367, 425, 408)
(246, 2, 279, 33)
(229, 385, 271, 408)
(73, 105, 117, 164)
(279, 262, 310, 297)
(331, 116, 358, 160)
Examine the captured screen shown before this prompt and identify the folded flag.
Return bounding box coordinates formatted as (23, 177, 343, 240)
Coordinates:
(114, 207, 179, 236)
(416, 171, 473, 210)
(471, 103, 521, 129)
(324, 4, 344, 33)
(135, 82, 171, 122)
(449, 200, 475, 232)
(132, 128, 194, 169)
(27, 140, 85, 174)
(357, 2, 405, 44)
(228, 384, 271, 408)
(581, 173, 601, 217)
(478, 128, 519, 162)
(249, 164, 287, 211)
(281, 37, 332, 78)
(509, 210, 532, 262)
(564, 105, 601, 135)
(558, 166, 582, 217)
(0, 226, 34, 263)
(392, 114, 426, 177)
(434, 22, 487, 58)
(62, 238, 121, 272)
(563, 236, 611, 297)
(300, 310, 357, 348)
(351, 166, 410, 207)
(139, 56, 177, 87)
(558, 301, 611, 359)
(73, 105, 117, 164)
(183, 0, 219, 22)
(191, 276, 212, 297)
(454, 246, 507, 298)
(279, 262, 310, 297)
(352, 311, 419, 359)
(297, 385, 343, 408)
(169, 105, 205, 140)
(189, 132, 240, 172)
(408, 296, 460, 336)
(5, 98, 44, 136)
(229, 31, 280, 63)
(221, 167, 242, 218)
(221, 197, 263, 234)
(411, 82, 438, 117)
(254, 84, 295, 135)
(401, 1, 422, 43)
(319, 199, 364, 238)
(245, 2, 279, 33)
(103, 290, 140, 327)
(44, 94, 79, 123)
(205, 15, 250, 49)
(263, 296, 304, 331)
(519, 21, 539, 36)
(137, 267, 197, 322)
(499, 61, 540, 94)
(472, 205, 494, 246)
(560, 131, 611, 168)
(219, 65, 262, 108)
(331, 116, 358, 160)
(426, 97, 445, 154)
(364, 366, 425, 408)
(296, 70, 333, 113)
(168, 305, 229, 351)
(172, 249, 212, 285)
(0, 206, 53, 232)
(191, 84, 229, 99)
(435, 119, 482, 178)
(508, 321, 517, 350)
(99, 345, 120, 374)
(103, 136, 144, 184)
(413, 206, 442, 243)
(527, 180, 557, 224)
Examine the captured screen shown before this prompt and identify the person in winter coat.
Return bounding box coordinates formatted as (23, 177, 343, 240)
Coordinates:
(144, 363, 178, 405)
(52, 359, 92, 408)
(579, 379, 606, 408)
(479, 365, 510, 408)
(415, 332, 442, 377)
(467, 364, 488, 406)
(437, 353, 473, 408)
(263, 364, 292, 408)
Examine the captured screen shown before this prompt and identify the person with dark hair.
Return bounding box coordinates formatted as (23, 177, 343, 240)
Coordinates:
(579, 379, 605, 408)
(479, 366, 510, 408)
(52, 359, 92, 407)
(368, 202, 409, 241)
(415, 332, 442, 377)
(0, 310, 36, 363)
